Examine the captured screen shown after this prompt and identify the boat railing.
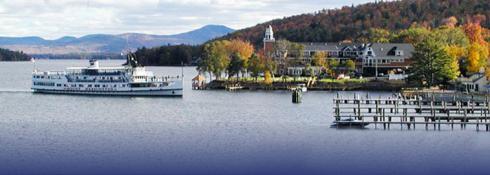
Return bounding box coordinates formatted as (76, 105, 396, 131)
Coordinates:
(33, 71, 66, 76)
(131, 75, 182, 83)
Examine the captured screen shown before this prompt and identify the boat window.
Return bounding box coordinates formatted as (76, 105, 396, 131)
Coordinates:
(88, 84, 92, 88)
(95, 85, 100, 87)
(79, 84, 83, 88)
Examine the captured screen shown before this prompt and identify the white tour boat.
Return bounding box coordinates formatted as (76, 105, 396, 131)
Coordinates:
(31, 54, 183, 97)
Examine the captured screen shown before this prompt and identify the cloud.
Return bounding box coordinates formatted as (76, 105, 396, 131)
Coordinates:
(0, 0, 376, 39)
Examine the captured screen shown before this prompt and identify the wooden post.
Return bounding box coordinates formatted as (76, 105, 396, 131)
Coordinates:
(484, 95, 489, 132)
(357, 98, 361, 120)
(431, 100, 435, 130)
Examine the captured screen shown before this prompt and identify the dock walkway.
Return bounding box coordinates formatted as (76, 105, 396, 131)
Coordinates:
(333, 93, 490, 131)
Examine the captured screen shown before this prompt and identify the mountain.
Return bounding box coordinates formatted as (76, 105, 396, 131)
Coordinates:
(0, 25, 234, 55)
(219, 0, 490, 47)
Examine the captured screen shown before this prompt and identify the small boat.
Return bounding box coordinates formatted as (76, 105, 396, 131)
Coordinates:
(331, 118, 370, 128)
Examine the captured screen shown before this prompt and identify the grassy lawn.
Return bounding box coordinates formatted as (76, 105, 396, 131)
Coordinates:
(318, 78, 367, 83)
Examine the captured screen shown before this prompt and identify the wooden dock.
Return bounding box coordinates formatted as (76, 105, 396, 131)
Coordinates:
(333, 93, 490, 131)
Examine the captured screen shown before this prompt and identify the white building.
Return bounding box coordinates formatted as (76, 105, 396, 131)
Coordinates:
(458, 73, 489, 93)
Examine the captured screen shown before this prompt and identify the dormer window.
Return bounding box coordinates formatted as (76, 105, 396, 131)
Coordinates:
(396, 50, 404, 56)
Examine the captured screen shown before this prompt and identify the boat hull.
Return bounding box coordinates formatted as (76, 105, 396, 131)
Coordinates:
(32, 89, 183, 97)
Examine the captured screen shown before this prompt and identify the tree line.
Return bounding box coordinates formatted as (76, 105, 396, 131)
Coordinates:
(0, 48, 30, 61)
(134, 45, 202, 66)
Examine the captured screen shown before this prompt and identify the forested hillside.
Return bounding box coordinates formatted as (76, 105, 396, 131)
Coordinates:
(0, 48, 30, 61)
(134, 0, 490, 66)
(134, 45, 202, 66)
(221, 0, 490, 46)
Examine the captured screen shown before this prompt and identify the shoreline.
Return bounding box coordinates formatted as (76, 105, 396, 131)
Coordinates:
(202, 79, 409, 91)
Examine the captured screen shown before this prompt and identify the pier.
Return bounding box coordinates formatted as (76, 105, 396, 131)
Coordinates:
(333, 93, 490, 131)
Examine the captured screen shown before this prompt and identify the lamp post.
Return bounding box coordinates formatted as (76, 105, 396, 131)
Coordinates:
(375, 56, 378, 80)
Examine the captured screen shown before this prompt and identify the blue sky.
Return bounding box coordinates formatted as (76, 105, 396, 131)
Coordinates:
(0, 0, 378, 39)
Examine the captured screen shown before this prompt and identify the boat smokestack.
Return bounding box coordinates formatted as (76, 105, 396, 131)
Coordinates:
(89, 59, 99, 68)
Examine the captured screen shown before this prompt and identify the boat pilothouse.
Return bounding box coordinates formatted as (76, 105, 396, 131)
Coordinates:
(31, 54, 183, 96)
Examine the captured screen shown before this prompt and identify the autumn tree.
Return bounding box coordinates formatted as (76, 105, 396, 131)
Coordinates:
(260, 50, 276, 84)
(200, 40, 231, 80)
(441, 16, 458, 28)
(394, 25, 430, 44)
(227, 39, 254, 77)
(312, 51, 328, 77)
(327, 59, 340, 77)
(463, 15, 489, 74)
(344, 60, 356, 74)
(368, 28, 393, 43)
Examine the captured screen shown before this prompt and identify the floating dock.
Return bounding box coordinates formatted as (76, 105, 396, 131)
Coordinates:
(333, 93, 490, 131)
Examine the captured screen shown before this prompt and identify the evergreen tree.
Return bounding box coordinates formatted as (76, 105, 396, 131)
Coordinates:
(411, 37, 453, 87)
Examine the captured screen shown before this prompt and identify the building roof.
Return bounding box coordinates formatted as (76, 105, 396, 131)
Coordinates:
(458, 73, 487, 83)
(300, 42, 414, 58)
(300, 42, 356, 51)
(369, 43, 414, 58)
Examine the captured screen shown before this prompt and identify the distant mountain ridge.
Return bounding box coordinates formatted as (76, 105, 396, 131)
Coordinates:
(0, 25, 234, 54)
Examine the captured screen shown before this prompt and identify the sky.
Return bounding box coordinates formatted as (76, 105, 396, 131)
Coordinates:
(0, 0, 377, 39)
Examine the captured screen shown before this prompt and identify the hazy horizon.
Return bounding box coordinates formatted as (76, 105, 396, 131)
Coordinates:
(0, 0, 378, 39)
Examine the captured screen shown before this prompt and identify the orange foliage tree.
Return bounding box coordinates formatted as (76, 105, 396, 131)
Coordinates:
(227, 39, 254, 77)
(463, 15, 489, 74)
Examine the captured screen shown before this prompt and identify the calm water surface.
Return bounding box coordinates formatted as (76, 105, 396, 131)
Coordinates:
(0, 60, 489, 175)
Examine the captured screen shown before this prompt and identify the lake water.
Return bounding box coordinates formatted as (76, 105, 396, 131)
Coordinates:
(1, 60, 489, 175)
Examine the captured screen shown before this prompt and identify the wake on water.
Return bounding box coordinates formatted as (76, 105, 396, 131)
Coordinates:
(0, 89, 33, 93)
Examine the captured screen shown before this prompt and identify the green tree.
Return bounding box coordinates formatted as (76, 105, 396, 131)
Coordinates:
(227, 53, 244, 80)
(368, 28, 393, 43)
(410, 37, 454, 87)
(247, 54, 264, 82)
(200, 40, 231, 80)
(344, 60, 356, 74)
(394, 25, 431, 44)
(328, 59, 340, 77)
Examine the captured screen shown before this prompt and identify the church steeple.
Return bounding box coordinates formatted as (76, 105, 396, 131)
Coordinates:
(264, 25, 275, 42)
(263, 25, 275, 54)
